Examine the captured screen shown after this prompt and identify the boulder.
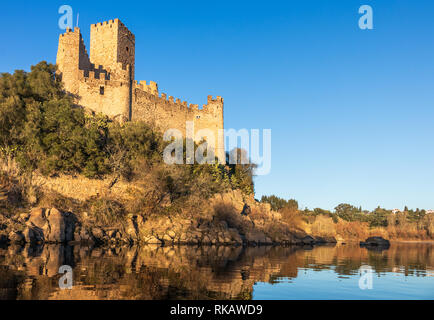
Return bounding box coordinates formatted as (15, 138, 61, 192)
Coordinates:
(189, 238, 199, 245)
(146, 236, 162, 245)
(301, 235, 315, 245)
(25, 208, 76, 243)
(315, 236, 337, 244)
(23, 226, 44, 244)
(245, 230, 267, 244)
(228, 228, 243, 244)
(167, 230, 176, 239)
(179, 233, 188, 242)
(46, 209, 74, 242)
(264, 237, 273, 244)
(162, 233, 173, 243)
(91, 227, 105, 239)
(202, 235, 211, 244)
(72, 227, 93, 243)
(8, 231, 25, 244)
(360, 237, 390, 248)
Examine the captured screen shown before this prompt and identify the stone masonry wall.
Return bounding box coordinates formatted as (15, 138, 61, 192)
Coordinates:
(57, 19, 224, 160)
(131, 81, 225, 160)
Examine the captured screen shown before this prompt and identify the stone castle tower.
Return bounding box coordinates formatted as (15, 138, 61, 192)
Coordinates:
(56, 19, 224, 161)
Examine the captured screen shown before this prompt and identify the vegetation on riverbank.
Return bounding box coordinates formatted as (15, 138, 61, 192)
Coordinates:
(1, 62, 300, 246)
(261, 196, 434, 240)
(0, 61, 432, 244)
(0, 62, 254, 219)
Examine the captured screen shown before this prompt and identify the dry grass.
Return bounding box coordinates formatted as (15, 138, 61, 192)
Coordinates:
(279, 207, 306, 231)
(83, 194, 126, 226)
(305, 213, 434, 241)
(0, 156, 43, 208)
(310, 215, 336, 237)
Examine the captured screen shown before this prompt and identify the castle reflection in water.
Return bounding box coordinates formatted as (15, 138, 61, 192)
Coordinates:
(0, 243, 433, 300)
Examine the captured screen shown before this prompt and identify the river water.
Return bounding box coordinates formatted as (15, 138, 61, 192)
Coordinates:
(0, 242, 433, 300)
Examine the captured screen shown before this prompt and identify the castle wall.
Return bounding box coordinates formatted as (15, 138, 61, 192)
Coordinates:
(132, 84, 225, 160)
(57, 19, 224, 161)
(77, 67, 131, 120)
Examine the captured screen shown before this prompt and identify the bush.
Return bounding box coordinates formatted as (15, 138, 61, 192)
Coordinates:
(0, 62, 110, 178)
(84, 196, 126, 226)
(311, 215, 336, 237)
(335, 219, 369, 240)
(279, 207, 304, 230)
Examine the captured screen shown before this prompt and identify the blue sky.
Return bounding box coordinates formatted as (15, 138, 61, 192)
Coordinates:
(0, 0, 433, 211)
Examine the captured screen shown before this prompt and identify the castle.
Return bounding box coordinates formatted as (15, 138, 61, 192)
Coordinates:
(56, 19, 224, 161)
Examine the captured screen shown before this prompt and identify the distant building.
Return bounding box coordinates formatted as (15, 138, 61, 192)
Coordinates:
(426, 210, 434, 214)
(392, 209, 400, 214)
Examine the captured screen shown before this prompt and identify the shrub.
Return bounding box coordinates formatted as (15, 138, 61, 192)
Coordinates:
(84, 196, 126, 226)
(279, 207, 305, 230)
(335, 219, 369, 240)
(0, 62, 110, 178)
(311, 215, 336, 237)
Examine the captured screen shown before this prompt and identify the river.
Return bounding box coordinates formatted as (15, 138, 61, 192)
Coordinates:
(0, 242, 433, 300)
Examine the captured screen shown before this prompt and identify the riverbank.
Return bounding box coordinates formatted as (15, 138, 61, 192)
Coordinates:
(1, 181, 432, 246)
(1, 186, 332, 246)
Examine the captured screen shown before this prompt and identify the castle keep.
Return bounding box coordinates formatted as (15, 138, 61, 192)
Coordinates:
(56, 19, 224, 160)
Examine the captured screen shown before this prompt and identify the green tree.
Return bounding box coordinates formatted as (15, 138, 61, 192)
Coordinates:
(261, 195, 298, 212)
(369, 206, 390, 227)
(334, 203, 362, 221)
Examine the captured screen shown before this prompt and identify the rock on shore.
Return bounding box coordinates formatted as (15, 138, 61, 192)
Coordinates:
(360, 237, 390, 248)
(0, 190, 336, 247)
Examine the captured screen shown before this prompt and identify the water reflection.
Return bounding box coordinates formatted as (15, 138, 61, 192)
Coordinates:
(0, 243, 433, 300)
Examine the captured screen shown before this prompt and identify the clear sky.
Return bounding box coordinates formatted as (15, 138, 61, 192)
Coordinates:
(0, 0, 433, 211)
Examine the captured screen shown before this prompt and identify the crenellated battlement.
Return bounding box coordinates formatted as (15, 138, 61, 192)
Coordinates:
(57, 18, 224, 160)
(90, 19, 135, 40)
(132, 79, 223, 116)
(79, 69, 108, 82)
(133, 80, 158, 95)
(61, 27, 79, 35)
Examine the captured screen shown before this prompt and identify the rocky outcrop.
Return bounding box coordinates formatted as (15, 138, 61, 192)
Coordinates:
(360, 236, 390, 248)
(315, 236, 337, 244)
(21, 208, 76, 244)
(300, 235, 316, 245)
(0, 190, 337, 246)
